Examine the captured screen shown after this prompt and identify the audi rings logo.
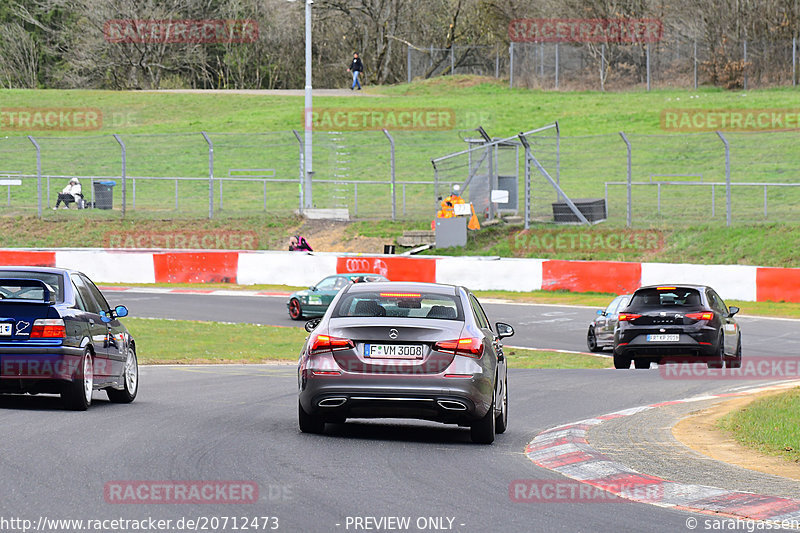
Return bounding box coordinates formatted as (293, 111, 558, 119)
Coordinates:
(344, 258, 389, 276)
(389, 329, 398, 339)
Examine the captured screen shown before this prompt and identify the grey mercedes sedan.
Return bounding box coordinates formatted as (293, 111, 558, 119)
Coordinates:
(297, 282, 514, 444)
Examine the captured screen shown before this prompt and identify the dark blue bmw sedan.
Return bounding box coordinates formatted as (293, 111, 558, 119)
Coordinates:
(0, 267, 137, 410)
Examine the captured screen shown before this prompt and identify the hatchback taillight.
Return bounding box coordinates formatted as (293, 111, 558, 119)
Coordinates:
(433, 338, 484, 358)
(30, 319, 66, 338)
(308, 334, 354, 355)
(685, 311, 714, 321)
(617, 313, 641, 322)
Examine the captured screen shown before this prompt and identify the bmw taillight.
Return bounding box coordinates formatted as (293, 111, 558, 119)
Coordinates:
(433, 338, 484, 358)
(617, 313, 641, 322)
(308, 334, 354, 355)
(685, 311, 714, 321)
(30, 319, 66, 338)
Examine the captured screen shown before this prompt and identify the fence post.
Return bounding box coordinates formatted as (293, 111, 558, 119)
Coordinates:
(495, 48, 499, 78)
(555, 121, 562, 202)
(509, 43, 514, 88)
(793, 36, 797, 86)
(28, 136, 42, 218)
(112, 134, 127, 217)
(619, 132, 632, 228)
(450, 46, 455, 75)
(382, 129, 396, 221)
(201, 131, 214, 219)
(555, 43, 559, 89)
(743, 39, 748, 90)
(716, 131, 731, 226)
(646, 43, 651, 91)
(693, 40, 698, 89)
(407, 44, 412, 84)
(292, 129, 304, 213)
(600, 43, 605, 91)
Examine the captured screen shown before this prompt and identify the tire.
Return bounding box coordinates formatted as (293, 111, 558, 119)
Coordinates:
(613, 352, 631, 369)
(634, 359, 651, 369)
(471, 396, 496, 444)
(288, 299, 303, 320)
(298, 401, 325, 434)
(62, 350, 93, 411)
(727, 335, 742, 369)
(587, 327, 602, 352)
(495, 375, 508, 434)
(107, 347, 138, 403)
(707, 334, 725, 369)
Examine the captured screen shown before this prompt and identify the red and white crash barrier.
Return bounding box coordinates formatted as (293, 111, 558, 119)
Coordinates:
(0, 248, 797, 303)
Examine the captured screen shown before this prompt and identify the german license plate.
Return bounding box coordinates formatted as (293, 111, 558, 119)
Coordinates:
(646, 334, 679, 342)
(364, 344, 423, 359)
(0, 323, 11, 336)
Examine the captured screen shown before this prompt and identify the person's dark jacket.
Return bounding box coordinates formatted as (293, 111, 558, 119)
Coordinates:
(349, 57, 363, 72)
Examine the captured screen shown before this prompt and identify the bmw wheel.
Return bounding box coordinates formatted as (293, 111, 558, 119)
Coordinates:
(289, 298, 304, 320)
(62, 350, 93, 411)
(107, 347, 138, 403)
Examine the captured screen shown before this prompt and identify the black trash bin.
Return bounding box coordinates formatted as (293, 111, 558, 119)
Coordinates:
(93, 180, 116, 210)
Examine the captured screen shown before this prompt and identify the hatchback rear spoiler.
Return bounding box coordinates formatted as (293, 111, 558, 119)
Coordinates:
(0, 278, 56, 304)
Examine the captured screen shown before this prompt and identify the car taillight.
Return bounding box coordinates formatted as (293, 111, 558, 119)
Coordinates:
(308, 334, 354, 355)
(433, 338, 484, 358)
(30, 319, 66, 338)
(685, 311, 714, 321)
(617, 313, 641, 322)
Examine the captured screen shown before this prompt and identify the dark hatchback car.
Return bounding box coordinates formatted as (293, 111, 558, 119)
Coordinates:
(587, 294, 631, 352)
(613, 284, 741, 370)
(0, 267, 138, 410)
(297, 282, 514, 444)
(287, 273, 388, 320)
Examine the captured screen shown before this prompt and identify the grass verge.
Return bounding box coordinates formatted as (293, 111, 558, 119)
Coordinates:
(127, 318, 610, 369)
(718, 388, 800, 463)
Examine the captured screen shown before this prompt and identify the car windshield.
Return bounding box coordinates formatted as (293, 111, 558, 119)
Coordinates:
(0, 271, 64, 302)
(629, 287, 702, 309)
(333, 290, 463, 320)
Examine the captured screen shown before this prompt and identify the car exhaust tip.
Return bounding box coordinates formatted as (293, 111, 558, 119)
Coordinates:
(318, 397, 347, 408)
(437, 400, 467, 411)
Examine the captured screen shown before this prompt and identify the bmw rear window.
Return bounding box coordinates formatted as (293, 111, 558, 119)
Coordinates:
(629, 287, 702, 309)
(333, 291, 463, 320)
(0, 271, 64, 302)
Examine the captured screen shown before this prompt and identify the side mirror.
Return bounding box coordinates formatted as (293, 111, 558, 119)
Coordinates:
(495, 322, 514, 339)
(115, 305, 129, 318)
(728, 306, 739, 317)
(304, 318, 321, 332)
(596, 309, 605, 316)
(309, 286, 317, 291)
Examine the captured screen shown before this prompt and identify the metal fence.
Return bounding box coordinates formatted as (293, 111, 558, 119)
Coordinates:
(1, 128, 799, 226)
(408, 36, 799, 90)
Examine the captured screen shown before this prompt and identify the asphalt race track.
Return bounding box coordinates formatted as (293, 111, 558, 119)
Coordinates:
(2, 290, 799, 533)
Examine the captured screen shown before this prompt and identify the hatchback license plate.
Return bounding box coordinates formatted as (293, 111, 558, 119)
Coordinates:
(646, 334, 679, 342)
(365, 344, 423, 359)
(0, 323, 11, 336)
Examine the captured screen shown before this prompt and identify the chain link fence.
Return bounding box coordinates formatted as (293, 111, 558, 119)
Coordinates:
(1, 127, 799, 226)
(408, 36, 799, 90)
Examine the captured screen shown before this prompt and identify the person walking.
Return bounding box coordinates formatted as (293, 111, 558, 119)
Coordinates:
(347, 52, 363, 90)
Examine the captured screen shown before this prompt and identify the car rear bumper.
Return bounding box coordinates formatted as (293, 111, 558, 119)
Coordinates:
(299, 371, 494, 423)
(614, 327, 719, 357)
(0, 345, 86, 391)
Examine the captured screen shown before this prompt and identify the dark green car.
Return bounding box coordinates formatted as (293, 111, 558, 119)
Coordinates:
(287, 273, 388, 320)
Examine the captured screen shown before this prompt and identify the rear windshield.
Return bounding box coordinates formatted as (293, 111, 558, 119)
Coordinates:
(629, 287, 702, 309)
(333, 290, 463, 320)
(0, 271, 64, 302)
